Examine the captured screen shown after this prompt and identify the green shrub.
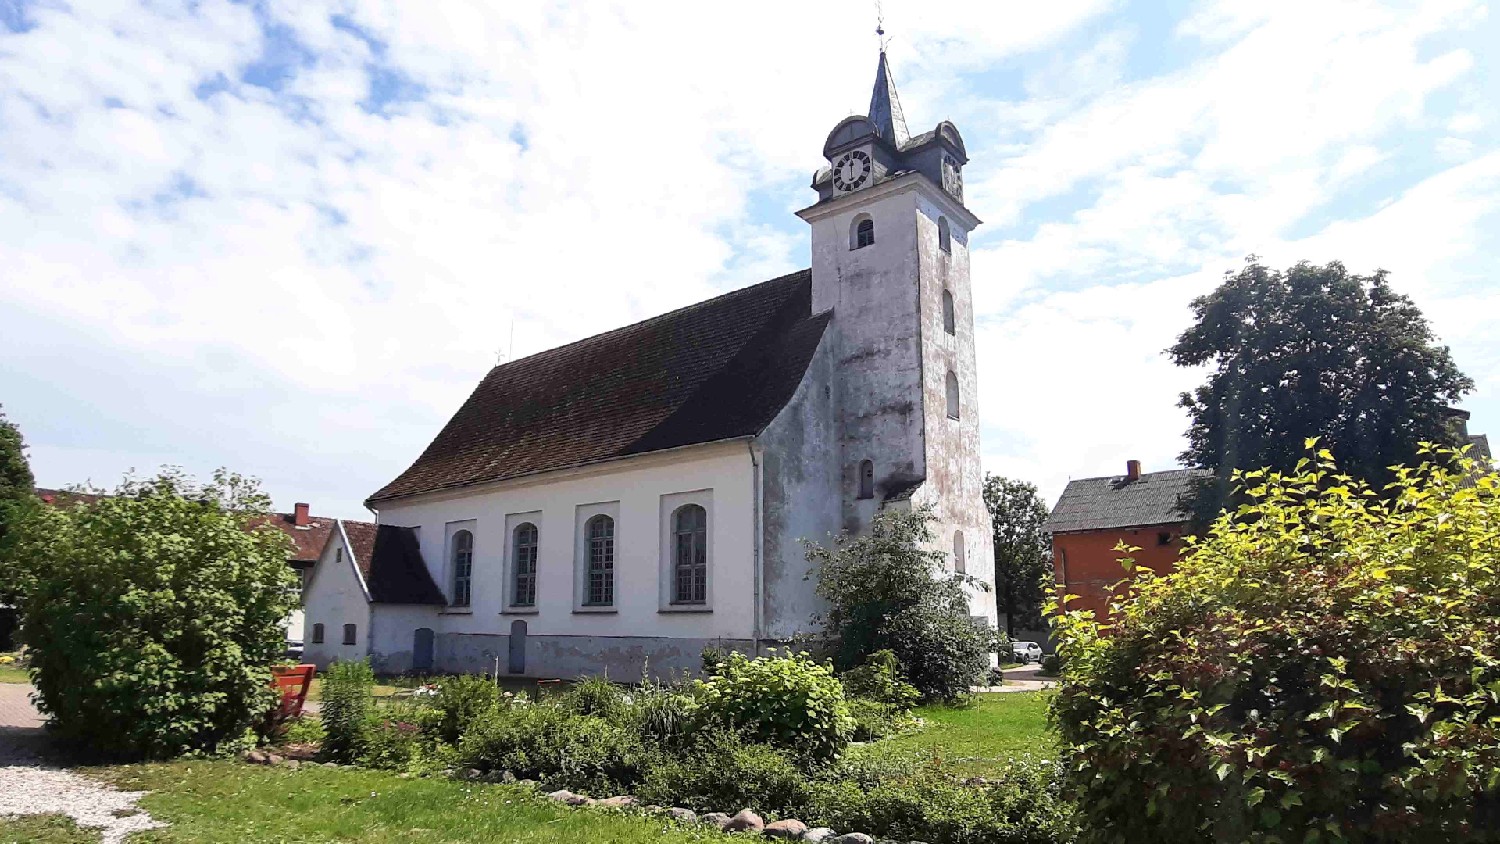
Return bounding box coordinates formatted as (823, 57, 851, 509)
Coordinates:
(321, 659, 375, 763)
(840, 649, 920, 709)
(433, 674, 500, 745)
(280, 715, 325, 746)
(19, 470, 298, 759)
(693, 649, 854, 763)
(357, 699, 449, 772)
(811, 752, 1077, 844)
(1052, 446, 1500, 843)
(700, 644, 730, 676)
(807, 507, 997, 703)
(457, 702, 643, 795)
(1037, 653, 1061, 676)
(629, 678, 696, 747)
(846, 698, 916, 742)
(636, 728, 814, 817)
(560, 674, 627, 720)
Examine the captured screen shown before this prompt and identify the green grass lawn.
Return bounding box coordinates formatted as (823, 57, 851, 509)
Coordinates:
(19, 761, 725, 843)
(0, 664, 28, 684)
(857, 691, 1056, 777)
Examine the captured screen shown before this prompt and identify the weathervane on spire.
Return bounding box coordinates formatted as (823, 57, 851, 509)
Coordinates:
(875, 0, 888, 50)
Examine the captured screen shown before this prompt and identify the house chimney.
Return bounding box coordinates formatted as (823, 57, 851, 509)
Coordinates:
(293, 502, 310, 527)
(1125, 460, 1142, 482)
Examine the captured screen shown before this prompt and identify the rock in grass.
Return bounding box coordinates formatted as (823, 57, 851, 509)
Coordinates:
(764, 819, 808, 838)
(829, 835, 874, 844)
(667, 807, 698, 824)
(726, 809, 765, 832)
(596, 796, 637, 810)
(547, 789, 589, 806)
(243, 751, 268, 765)
(801, 828, 836, 842)
(702, 812, 733, 830)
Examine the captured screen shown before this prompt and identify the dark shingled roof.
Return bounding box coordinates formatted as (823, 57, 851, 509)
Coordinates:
(1045, 468, 1211, 534)
(369, 269, 830, 504)
(342, 520, 446, 605)
(1470, 434, 1493, 463)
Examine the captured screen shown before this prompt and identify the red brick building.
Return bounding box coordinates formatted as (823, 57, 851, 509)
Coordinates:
(1045, 461, 1209, 619)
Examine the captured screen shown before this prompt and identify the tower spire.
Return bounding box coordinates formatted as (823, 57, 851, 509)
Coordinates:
(868, 46, 909, 147)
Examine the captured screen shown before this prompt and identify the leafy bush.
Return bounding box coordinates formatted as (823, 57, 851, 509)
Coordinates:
(457, 702, 644, 795)
(433, 674, 500, 745)
(693, 649, 854, 763)
(807, 507, 997, 703)
(560, 674, 627, 720)
(846, 698, 916, 742)
(629, 677, 696, 747)
(280, 715, 325, 746)
(1053, 446, 1500, 843)
(700, 644, 730, 676)
(19, 470, 298, 759)
(812, 752, 1078, 844)
(358, 700, 451, 772)
(1037, 653, 1061, 676)
(636, 728, 814, 817)
(321, 659, 375, 763)
(840, 649, 920, 709)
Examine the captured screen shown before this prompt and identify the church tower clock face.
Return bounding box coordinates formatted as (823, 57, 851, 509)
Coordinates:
(831, 150, 872, 192)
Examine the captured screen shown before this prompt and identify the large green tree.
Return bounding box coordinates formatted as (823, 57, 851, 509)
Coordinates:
(981, 474, 1051, 637)
(21, 468, 297, 758)
(0, 405, 37, 607)
(1170, 259, 1472, 521)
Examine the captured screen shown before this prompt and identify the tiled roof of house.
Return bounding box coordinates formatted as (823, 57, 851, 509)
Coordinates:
(1470, 434, 1492, 463)
(1045, 468, 1211, 534)
(341, 520, 446, 605)
(252, 511, 337, 565)
(369, 269, 830, 505)
(34, 487, 106, 507)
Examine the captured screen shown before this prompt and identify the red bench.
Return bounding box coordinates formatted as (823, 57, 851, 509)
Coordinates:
(271, 664, 316, 720)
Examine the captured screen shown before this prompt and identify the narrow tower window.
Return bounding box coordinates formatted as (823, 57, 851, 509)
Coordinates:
(857, 460, 875, 500)
(942, 289, 956, 335)
(512, 522, 538, 607)
(946, 371, 960, 420)
(954, 530, 966, 573)
(450, 529, 473, 607)
(851, 216, 875, 250)
(938, 216, 952, 253)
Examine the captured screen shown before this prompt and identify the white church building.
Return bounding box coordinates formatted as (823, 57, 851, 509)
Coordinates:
(302, 51, 998, 678)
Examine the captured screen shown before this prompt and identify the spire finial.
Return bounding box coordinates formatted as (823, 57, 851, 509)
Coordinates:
(875, 0, 887, 48)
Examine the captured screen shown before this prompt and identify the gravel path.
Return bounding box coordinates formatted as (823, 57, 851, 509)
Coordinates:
(0, 684, 166, 842)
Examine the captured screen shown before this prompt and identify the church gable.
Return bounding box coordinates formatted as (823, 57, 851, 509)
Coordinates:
(369, 269, 828, 505)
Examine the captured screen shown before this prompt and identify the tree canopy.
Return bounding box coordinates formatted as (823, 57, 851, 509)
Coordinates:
(1169, 259, 1472, 521)
(981, 474, 1052, 636)
(0, 405, 37, 607)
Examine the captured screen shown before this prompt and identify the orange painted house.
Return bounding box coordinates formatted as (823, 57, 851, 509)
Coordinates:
(1044, 461, 1210, 619)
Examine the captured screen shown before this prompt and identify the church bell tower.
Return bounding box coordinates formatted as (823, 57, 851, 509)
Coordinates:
(796, 47, 996, 623)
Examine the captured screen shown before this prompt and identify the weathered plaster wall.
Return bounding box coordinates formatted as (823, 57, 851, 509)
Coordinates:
(758, 330, 841, 641)
(806, 182, 927, 535)
(439, 632, 757, 681)
(369, 604, 439, 674)
(372, 442, 757, 679)
(302, 527, 371, 668)
(912, 192, 998, 625)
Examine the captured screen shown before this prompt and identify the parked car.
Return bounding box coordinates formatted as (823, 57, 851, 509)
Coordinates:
(1011, 640, 1043, 664)
(283, 639, 304, 662)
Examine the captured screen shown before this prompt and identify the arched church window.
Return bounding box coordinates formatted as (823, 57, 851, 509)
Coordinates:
(851, 216, 875, 250)
(942, 289, 956, 335)
(672, 504, 708, 605)
(938, 216, 952, 253)
(585, 515, 615, 606)
(953, 530, 966, 573)
(512, 522, 538, 607)
(857, 460, 875, 500)
(450, 529, 473, 607)
(946, 371, 960, 420)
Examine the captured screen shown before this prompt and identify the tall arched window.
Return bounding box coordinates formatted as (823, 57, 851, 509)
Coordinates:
(942, 289, 956, 335)
(953, 530, 966, 574)
(585, 515, 615, 606)
(938, 216, 952, 253)
(946, 371, 960, 420)
(851, 215, 875, 250)
(512, 522, 538, 607)
(672, 504, 708, 605)
(450, 529, 473, 607)
(857, 459, 875, 500)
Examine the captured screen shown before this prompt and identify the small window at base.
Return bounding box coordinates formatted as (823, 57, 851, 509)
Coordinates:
(857, 459, 875, 499)
(342, 623, 356, 645)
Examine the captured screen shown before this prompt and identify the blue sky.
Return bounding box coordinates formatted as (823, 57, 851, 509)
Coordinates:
(2, 0, 1497, 518)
